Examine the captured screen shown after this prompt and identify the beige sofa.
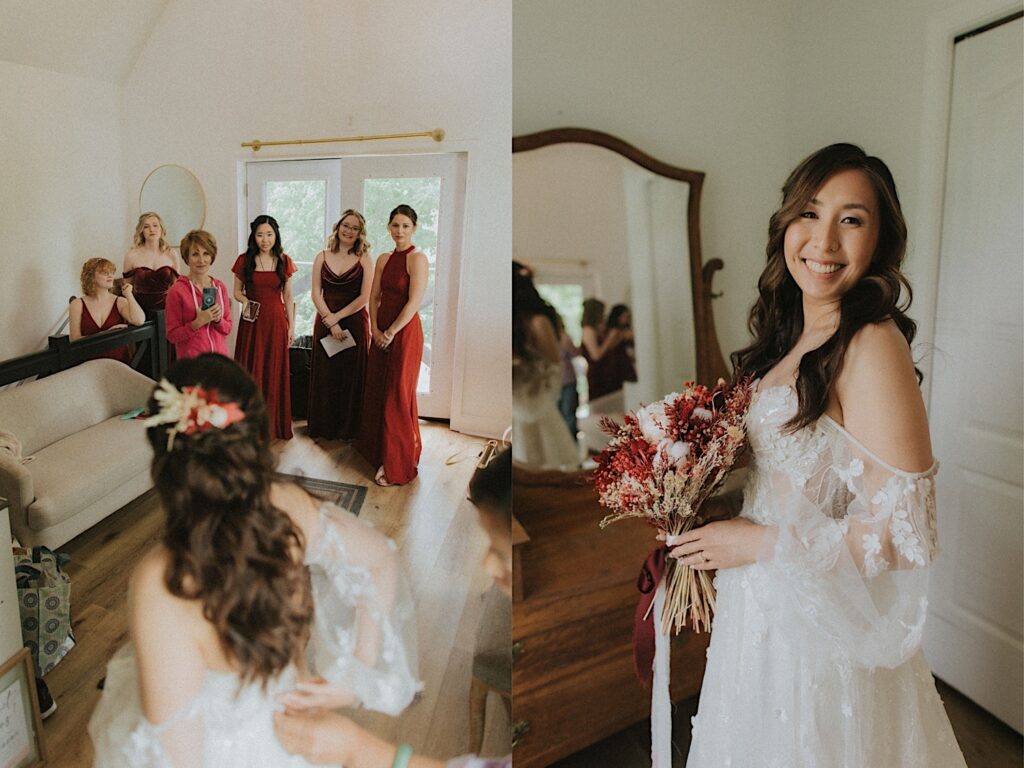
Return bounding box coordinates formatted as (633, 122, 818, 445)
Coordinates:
(0, 359, 154, 549)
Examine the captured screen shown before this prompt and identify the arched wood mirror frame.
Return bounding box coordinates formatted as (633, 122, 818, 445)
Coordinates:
(513, 127, 729, 385)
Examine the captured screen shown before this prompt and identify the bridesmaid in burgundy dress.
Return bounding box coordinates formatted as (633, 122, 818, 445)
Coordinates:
(307, 210, 373, 439)
(70, 257, 146, 364)
(232, 215, 297, 440)
(357, 205, 428, 486)
(122, 212, 180, 314)
(580, 297, 625, 401)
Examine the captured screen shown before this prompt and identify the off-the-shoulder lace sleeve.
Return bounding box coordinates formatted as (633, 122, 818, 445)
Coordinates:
(753, 417, 939, 669)
(304, 501, 422, 715)
(89, 643, 205, 768)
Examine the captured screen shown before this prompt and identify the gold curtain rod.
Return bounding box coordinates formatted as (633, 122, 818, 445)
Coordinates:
(242, 128, 445, 152)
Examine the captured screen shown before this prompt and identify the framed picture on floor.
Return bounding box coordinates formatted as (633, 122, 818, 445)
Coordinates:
(0, 647, 45, 768)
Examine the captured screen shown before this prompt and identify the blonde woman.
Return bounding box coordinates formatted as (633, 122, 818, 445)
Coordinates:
(70, 257, 145, 364)
(307, 210, 374, 439)
(123, 212, 180, 313)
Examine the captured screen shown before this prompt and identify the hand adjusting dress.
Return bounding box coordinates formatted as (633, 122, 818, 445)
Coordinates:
(687, 385, 966, 768)
(88, 501, 421, 767)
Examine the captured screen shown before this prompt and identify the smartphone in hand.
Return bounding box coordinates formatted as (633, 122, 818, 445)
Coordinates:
(201, 287, 217, 310)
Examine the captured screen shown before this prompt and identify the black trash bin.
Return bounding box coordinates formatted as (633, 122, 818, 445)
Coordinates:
(289, 335, 313, 421)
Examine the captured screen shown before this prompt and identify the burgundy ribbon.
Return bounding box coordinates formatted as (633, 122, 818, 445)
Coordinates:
(633, 545, 669, 687)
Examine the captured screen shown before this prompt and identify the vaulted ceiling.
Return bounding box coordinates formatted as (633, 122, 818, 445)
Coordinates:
(0, 0, 170, 83)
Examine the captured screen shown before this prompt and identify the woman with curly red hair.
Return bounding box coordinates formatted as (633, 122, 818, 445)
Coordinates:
(69, 257, 145, 364)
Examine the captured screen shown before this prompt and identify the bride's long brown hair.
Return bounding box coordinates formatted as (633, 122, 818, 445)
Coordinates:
(146, 354, 313, 688)
(731, 143, 920, 431)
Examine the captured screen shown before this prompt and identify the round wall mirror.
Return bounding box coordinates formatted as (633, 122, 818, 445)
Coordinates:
(139, 165, 206, 244)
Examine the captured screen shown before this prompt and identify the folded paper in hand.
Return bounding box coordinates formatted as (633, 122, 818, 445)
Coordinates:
(320, 329, 356, 357)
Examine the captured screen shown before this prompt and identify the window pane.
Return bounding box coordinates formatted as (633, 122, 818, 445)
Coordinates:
(362, 177, 441, 394)
(265, 180, 327, 338)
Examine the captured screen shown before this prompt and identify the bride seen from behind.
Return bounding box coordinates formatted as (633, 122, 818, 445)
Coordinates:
(512, 261, 579, 471)
(88, 353, 419, 767)
(669, 144, 968, 766)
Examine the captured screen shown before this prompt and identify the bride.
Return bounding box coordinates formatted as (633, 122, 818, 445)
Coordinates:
(88, 354, 419, 766)
(668, 144, 967, 767)
(512, 261, 578, 470)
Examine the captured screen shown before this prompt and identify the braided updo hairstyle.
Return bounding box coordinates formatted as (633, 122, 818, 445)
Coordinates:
(146, 354, 313, 688)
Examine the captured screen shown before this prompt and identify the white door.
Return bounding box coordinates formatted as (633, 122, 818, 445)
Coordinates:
(245, 159, 342, 339)
(340, 154, 467, 419)
(924, 17, 1023, 732)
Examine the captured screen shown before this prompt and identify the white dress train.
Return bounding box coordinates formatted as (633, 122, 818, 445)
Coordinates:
(88, 501, 420, 767)
(686, 385, 967, 768)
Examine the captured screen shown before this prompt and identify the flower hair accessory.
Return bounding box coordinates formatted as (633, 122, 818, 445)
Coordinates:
(143, 379, 246, 450)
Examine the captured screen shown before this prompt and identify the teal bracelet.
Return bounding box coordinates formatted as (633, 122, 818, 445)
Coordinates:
(392, 744, 413, 768)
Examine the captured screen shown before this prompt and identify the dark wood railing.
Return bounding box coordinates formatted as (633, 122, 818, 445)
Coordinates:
(0, 312, 167, 387)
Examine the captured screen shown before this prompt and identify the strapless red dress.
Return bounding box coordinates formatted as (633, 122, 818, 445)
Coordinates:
(123, 265, 178, 313)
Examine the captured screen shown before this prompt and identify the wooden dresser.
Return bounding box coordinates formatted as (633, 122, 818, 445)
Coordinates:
(511, 465, 710, 767)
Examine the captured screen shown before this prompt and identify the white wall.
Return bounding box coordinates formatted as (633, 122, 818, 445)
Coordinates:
(0, 61, 127, 361)
(121, 0, 511, 437)
(514, 0, 791, 360)
(513, 0, 1010, 365)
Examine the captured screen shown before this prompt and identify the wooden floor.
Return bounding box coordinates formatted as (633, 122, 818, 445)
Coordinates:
(41, 421, 500, 765)
(551, 679, 1023, 767)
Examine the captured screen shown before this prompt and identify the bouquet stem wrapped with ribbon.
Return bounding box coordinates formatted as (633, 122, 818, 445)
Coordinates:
(592, 378, 752, 765)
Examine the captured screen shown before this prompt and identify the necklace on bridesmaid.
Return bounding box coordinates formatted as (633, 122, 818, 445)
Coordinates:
(258, 254, 274, 271)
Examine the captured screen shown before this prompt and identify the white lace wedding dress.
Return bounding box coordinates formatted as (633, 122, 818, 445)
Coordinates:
(687, 385, 967, 767)
(89, 501, 421, 767)
(512, 360, 578, 471)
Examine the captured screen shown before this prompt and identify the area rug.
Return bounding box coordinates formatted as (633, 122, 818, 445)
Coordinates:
(275, 473, 368, 516)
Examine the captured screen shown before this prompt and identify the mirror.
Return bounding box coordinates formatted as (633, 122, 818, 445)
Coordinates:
(139, 164, 206, 244)
(513, 128, 727, 453)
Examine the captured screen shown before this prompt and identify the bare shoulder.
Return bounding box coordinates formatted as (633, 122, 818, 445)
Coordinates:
(128, 546, 188, 623)
(529, 313, 556, 337)
(270, 481, 320, 540)
(69, 297, 83, 313)
(410, 249, 429, 267)
(836, 320, 932, 472)
(123, 248, 141, 271)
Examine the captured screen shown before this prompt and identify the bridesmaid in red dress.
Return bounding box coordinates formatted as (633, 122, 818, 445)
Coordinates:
(357, 205, 428, 486)
(232, 215, 297, 440)
(122, 212, 180, 314)
(70, 257, 146, 364)
(307, 210, 373, 439)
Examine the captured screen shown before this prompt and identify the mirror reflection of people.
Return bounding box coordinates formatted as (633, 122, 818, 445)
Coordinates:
(670, 144, 968, 767)
(579, 297, 624, 401)
(69, 257, 145, 364)
(273, 449, 513, 768)
(88, 354, 420, 766)
(512, 261, 578, 470)
(232, 215, 297, 440)
(605, 302, 637, 389)
(123, 212, 180, 314)
(165, 230, 233, 359)
(356, 205, 427, 487)
(307, 210, 373, 440)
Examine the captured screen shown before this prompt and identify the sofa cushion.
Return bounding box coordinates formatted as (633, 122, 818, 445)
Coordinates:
(0, 359, 154, 456)
(25, 416, 153, 532)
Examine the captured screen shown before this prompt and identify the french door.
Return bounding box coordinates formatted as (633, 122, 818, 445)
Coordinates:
(245, 154, 466, 420)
